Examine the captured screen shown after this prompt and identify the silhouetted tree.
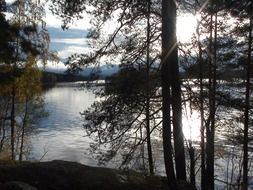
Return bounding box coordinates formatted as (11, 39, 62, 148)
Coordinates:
(161, 0, 178, 188)
(83, 65, 160, 170)
(50, 0, 163, 174)
(50, 1, 189, 183)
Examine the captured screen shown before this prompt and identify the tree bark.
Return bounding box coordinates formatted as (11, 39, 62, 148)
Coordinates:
(171, 47, 186, 181)
(10, 85, 16, 160)
(242, 9, 252, 190)
(0, 98, 10, 152)
(19, 100, 28, 162)
(161, 0, 178, 189)
(206, 11, 218, 190)
(162, 0, 186, 181)
(188, 141, 196, 188)
(145, 0, 154, 175)
(197, 18, 206, 190)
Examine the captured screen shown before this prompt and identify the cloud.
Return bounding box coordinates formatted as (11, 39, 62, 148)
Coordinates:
(45, 12, 62, 29)
(38, 60, 67, 73)
(57, 46, 90, 59)
(47, 27, 90, 60)
(45, 26, 91, 72)
(51, 38, 88, 46)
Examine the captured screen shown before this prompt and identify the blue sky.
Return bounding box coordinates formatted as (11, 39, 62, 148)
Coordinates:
(44, 3, 123, 76)
(48, 27, 89, 60)
(5, 1, 197, 75)
(46, 27, 119, 76)
(42, 2, 97, 74)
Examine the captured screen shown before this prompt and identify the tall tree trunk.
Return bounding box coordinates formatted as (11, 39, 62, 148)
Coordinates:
(140, 126, 146, 171)
(171, 42, 186, 181)
(197, 18, 206, 190)
(10, 85, 16, 160)
(206, 13, 213, 190)
(165, 0, 186, 180)
(188, 141, 196, 188)
(162, 83, 177, 189)
(19, 100, 28, 162)
(206, 11, 217, 190)
(0, 98, 10, 152)
(10, 0, 23, 161)
(161, 0, 177, 189)
(145, 0, 154, 175)
(146, 98, 154, 175)
(242, 9, 252, 190)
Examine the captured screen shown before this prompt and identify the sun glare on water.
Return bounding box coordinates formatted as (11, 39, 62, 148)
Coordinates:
(177, 14, 198, 43)
(176, 15, 201, 140)
(182, 109, 201, 141)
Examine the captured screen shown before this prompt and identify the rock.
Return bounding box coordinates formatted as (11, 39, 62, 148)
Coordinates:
(0, 160, 194, 190)
(0, 182, 4, 189)
(3, 181, 38, 190)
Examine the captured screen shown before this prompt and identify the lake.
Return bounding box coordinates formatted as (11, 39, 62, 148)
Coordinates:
(28, 82, 252, 189)
(29, 82, 167, 173)
(29, 82, 98, 166)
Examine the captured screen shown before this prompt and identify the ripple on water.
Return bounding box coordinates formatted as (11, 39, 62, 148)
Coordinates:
(29, 83, 96, 164)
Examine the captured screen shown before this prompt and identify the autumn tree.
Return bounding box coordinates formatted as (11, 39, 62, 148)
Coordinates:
(0, 0, 50, 160)
(16, 55, 44, 161)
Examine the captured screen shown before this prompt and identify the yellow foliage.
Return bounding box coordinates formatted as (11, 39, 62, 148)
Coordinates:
(16, 55, 43, 102)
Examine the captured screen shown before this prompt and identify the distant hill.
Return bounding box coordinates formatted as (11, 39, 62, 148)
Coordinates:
(48, 27, 88, 39)
(42, 71, 90, 84)
(41, 64, 119, 84)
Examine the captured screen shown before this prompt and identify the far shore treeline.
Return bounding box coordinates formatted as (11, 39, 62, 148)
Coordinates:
(41, 71, 94, 85)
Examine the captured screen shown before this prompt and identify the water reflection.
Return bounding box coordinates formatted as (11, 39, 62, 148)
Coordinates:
(29, 83, 96, 165)
(182, 106, 201, 141)
(28, 81, 253, 189)
(30, 82, 201, 165)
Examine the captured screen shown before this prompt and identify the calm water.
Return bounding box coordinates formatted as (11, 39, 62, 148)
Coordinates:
(29, 82, 166, 173)
(29, 83, 97, 165)
(27, 82, 253, 189)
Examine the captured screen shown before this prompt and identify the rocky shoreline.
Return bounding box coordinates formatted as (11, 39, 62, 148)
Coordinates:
(0, 160, 193, 190)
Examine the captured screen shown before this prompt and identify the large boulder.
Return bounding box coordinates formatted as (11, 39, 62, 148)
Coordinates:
(0, 160, 161, 190)
(2, 181, 38, 190)
(0, 160, 193, 190)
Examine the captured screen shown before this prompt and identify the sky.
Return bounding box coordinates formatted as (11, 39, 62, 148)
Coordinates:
(42, 1, 90, 74)
(5, 0, 197, 75)
(45, 8, 197, 55)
